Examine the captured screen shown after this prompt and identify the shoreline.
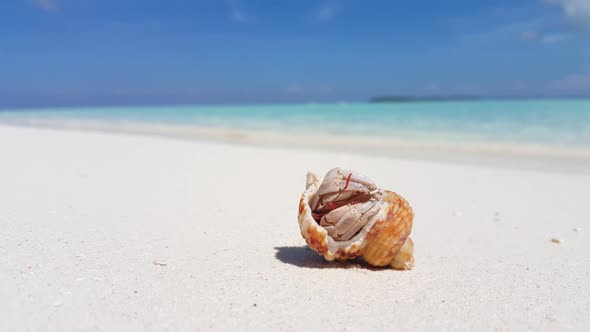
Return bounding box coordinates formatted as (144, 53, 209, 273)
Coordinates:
(1, 119, 589, 174)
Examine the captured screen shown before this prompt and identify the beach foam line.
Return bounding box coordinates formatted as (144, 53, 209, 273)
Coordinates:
(1, 118, 589, 173)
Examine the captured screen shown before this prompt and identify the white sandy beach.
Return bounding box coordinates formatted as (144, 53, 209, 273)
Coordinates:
(1, 124, 589, 331)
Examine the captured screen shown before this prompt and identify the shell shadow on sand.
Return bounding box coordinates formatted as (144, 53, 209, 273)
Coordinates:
(274, 246, 386, 270)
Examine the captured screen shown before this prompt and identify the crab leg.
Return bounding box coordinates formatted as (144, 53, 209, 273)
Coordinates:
(320, 200, 380, 241)
(313, 168, 379, 214)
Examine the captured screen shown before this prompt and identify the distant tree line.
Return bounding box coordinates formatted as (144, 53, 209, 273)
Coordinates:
(369, 96, 480, 103)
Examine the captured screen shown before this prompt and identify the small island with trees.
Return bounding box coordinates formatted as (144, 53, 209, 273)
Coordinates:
(369, 96, 480, 103)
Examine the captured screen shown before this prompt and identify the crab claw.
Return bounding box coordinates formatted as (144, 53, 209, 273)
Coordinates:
(313, 168, 378, 213)
(320, 200, 380, 241)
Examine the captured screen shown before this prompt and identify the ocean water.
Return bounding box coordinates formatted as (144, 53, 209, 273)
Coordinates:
(1, 99, 590, 155)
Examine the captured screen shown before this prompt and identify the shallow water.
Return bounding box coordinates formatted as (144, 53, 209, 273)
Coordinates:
(1, 99, 590, 154)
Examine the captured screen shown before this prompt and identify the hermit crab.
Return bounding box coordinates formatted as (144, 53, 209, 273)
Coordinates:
(297, 168, 414, 269)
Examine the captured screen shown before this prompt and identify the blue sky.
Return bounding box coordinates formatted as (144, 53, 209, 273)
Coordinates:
(0, 0, 589, 108)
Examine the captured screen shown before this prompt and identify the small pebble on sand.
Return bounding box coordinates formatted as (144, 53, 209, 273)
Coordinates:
(153, 260, 168, 266)
(493, 211, 501, 222)
(551, 238, 561, 244)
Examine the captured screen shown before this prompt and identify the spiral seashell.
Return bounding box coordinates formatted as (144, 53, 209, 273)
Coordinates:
(297, 168, 414, 269)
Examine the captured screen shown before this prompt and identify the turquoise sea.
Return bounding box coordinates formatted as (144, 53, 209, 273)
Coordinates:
(1, 99, 590, 157)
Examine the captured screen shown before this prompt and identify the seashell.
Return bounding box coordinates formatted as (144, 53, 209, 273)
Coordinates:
(297, 167, 414, 269)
